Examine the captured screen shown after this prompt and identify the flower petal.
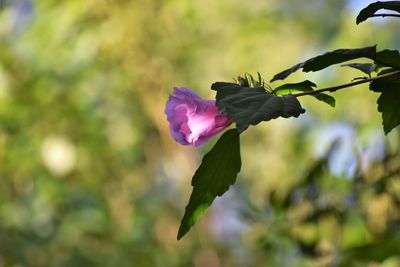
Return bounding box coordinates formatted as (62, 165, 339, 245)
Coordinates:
(165, 87, 232, 147)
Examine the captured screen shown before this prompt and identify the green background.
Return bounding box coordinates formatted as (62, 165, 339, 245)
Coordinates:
(0, 0, 399, 266)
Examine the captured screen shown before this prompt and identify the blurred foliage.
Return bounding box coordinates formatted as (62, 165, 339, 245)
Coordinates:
(0, 0, 399, 266)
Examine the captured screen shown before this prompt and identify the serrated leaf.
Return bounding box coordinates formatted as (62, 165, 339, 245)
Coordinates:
(341, 63, 377, 75)
(356, 1, 400, 24)
(272, 80, 335, 107)
(369, 70, 400, 134)
(377, 89, 400, 134)
(177, 129, 241, 240)
(370, 69, 400, 92)
(271, 46, 377, 82)
(212, 83, 305, 132)
(375, 49, 400, 69)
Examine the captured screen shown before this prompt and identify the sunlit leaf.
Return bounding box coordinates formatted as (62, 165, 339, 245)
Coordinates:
(177, 129, 241, 240)
(271, 46, 377, 82)
(273, 80, 335, 107)
(356, 1, 400, 24)
(212, 83, 305, 132)
(272, 80, 317, 95)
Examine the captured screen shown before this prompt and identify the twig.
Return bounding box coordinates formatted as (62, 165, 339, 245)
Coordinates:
(293, 70, 400, 97)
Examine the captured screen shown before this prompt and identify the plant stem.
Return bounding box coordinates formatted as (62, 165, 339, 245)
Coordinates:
(293, 70, 400, 97)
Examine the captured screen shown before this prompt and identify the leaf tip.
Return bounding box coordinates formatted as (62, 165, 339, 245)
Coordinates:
(383, 124, 394, 135)
(177, 226, 187, 240)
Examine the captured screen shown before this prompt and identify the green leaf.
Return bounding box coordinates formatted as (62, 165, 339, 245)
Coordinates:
(211, 82, 243, 114)
(272, 80, 335, 107)
(375, 49, 400, 69)
(177, 129, 241, 240)
(356, 1, 400, 24)
(377, 87, 400, 135)
(370, 70, 400, 134)
(212, 83, 305, 132)
(370, 69, 400, 92)
(341, 63, 377, 75)
(313, 93, 336, 107)
(211, 82, 239, 89)
(270, 46, 377, 82)
(272, 80, 317, 95)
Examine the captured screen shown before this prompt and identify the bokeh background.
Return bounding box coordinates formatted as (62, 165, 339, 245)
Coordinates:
(1, 0, 400, 266)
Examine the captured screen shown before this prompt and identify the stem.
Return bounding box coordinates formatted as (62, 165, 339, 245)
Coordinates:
(368, 14, 400, 19)
(293, 70, 400, 97)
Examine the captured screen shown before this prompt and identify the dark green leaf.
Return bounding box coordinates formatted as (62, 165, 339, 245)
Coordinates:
(177, 129, 241, 240)
(375, 49, 400, 69)
(212, 84, 305, 132)
(377, 87, 400, 134)
(313, 93, 336, 107)
(272, 80, 335, 107)
(356, 1, 400, 24)
(370, 69, 400, 134)
(271, 46, 377, 82)
(341, 63, 377, 75)
(370, 69, 400, 92)
(211, 82, 240, 90)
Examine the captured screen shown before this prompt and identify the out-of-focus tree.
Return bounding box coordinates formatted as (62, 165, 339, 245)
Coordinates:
(0, 0, 399, 266)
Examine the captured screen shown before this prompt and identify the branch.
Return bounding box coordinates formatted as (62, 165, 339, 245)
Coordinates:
(293, 70, 400, 97)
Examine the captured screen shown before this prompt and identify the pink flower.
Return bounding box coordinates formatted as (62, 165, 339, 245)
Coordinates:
(165, 87, 232, 147)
